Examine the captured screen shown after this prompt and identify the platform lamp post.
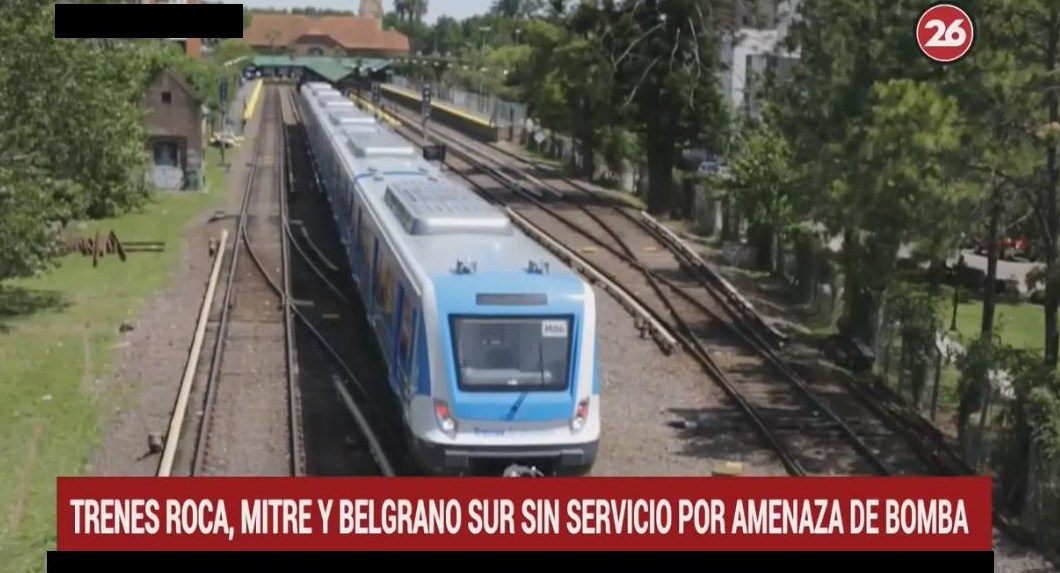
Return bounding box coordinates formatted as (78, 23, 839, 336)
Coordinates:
(421, 83, 432, 148)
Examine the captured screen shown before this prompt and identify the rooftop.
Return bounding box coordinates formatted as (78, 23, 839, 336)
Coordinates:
(250, 55, 395, 82)
(244, 13, 409, 54)
(384, 179, 513, 237)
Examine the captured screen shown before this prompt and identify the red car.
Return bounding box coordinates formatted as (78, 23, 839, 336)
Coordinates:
(973, 236, 1030, 260)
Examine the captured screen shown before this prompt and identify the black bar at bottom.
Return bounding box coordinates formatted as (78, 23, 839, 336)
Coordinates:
(49, 551, 993, 572)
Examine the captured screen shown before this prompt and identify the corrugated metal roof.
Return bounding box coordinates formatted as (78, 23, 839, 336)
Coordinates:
(249, 56, 394, 81)
(252, 56, 392, 70)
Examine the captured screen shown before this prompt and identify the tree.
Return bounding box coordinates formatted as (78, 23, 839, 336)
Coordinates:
(724, 116, 796, 274)
(774, 0, 963, 345)
(0, 2, 231, 283)
(395, 0, 428, 23)
(492, 0, 545, 18)
(211, 38, 254, 71)
(603, 0, 726, 214)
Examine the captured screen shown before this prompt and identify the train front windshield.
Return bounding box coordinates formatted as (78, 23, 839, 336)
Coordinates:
(451, 316, 573, 392)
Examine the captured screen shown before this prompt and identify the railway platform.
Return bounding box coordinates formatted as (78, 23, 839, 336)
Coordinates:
(380, 83, 504, 143)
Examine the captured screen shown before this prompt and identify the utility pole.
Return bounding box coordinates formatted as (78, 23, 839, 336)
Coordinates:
(218, 77, 229, 168)
(370, 80, 381, 122)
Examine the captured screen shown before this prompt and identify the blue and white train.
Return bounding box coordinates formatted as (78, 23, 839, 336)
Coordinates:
(296, 82, 600, 476)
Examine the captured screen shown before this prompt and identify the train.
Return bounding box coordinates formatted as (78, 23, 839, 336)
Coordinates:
(296, 81, 600, 476)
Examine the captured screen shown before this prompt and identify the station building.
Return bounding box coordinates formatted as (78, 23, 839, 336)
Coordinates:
(243, 13, 409, 59)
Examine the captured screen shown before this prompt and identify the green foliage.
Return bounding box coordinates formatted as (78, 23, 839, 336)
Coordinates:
(599, 0, 726, 212)
(1004, 350, 1060, 460)
(0, 2, 152, 228)
(213, 39, 254, 68)
(957, 331, 1060, 459)
(492, 0, 546, 18)
(394, 0, 429, 23)
(725, 117, 796, 236)
(0, 2, 230, 282)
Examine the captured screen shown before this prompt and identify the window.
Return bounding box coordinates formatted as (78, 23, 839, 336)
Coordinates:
(358, 217, 372, 268)
(153, 140, 179, 166)
(161, 91, 172, 104)
(374, 254, 396, 318)
(399, 300, 416, 366)
(308, 47, 324, 56)
(450, 316, 573, 392)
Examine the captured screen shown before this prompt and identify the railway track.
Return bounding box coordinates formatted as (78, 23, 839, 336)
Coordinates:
(378, 97, 952, 478)
(190, 87, 301, 477)
(277, 86, 409, 476)
(163, 85, 396, 478)
(456, 133, 991, 477)
(382, 95, 1055, 546)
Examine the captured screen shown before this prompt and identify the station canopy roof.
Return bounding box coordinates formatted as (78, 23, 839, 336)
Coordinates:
(249, 56, 394, 81)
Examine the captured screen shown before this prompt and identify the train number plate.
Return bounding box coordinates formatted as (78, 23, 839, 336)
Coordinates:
(542, 320, 568, 338)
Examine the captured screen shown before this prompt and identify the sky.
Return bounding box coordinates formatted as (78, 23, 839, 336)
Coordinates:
(235, 0, 494, 23)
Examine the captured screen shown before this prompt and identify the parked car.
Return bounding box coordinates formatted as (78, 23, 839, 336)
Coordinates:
(970, 236, 1031, 261)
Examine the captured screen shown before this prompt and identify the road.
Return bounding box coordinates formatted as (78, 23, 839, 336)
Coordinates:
(823, 236, 1038, 294)
(952, 250, 1037, 294)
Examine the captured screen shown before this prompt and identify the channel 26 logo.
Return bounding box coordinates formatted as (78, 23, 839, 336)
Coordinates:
(916, 3, 976, 63)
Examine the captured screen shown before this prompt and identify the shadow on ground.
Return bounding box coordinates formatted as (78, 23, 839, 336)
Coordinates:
(0, 286, 69, 332)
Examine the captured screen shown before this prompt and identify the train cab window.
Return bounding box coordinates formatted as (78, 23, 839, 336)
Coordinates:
(399, 300, 415, 366)
(374, 255, 396, 319)
(450, 316, 573, 392)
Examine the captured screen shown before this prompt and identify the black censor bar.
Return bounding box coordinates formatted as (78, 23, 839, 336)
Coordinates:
(54, 3, 243, 39)
(48, 550, 994, 572)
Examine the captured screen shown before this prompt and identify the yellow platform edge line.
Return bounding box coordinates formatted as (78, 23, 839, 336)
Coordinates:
(242, 79, 264, 122)
(380, 84, 494, 128)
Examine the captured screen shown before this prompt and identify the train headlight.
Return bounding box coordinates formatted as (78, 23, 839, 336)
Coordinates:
(571, 398, 590, 431)
(434, 399, 457, 434)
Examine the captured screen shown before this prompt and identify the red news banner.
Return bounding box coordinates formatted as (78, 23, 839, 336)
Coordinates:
(57, 477, 992, 551)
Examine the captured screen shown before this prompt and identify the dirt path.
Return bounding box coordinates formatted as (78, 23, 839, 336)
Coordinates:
(88, 123, 259, 478)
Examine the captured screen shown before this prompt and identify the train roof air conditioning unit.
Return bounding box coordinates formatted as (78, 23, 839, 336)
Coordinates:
(346, 130, 415, 158)
(384, 179, 512, 236)
(329, 108, 376, 127)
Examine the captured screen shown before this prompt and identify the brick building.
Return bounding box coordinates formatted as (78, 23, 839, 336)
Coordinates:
(142, 69, 207, 191)
(244, 13, 409, 58)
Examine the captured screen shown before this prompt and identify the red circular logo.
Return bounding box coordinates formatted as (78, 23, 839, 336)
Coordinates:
(916, 3, 975, 63)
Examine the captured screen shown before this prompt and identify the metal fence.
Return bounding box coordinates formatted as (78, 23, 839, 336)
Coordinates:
(389, 75, 528, 128)
(873, 299, 1060, 554)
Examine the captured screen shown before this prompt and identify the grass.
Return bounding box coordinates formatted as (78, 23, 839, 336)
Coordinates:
(0, 144, 235, 573)
(921, 284, 1044, 414)
(941, 286, 1044, 351)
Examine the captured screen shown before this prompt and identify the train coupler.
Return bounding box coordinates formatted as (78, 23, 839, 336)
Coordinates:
(502, 464, 545, 478)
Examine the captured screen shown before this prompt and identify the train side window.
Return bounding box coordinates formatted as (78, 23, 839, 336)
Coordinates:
(374, 254, 396, 319)
(399, 300, 415, 366)
(358, 218, 371, 267)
